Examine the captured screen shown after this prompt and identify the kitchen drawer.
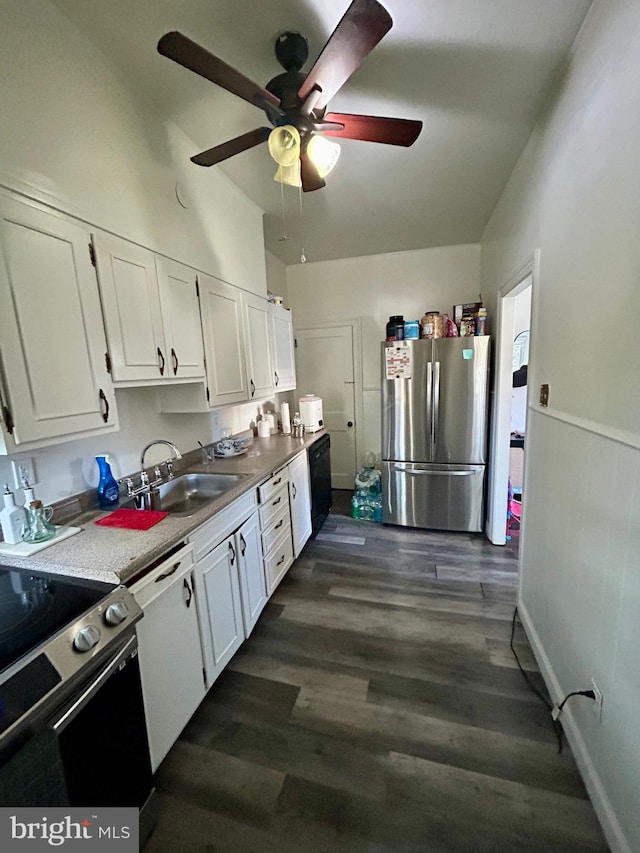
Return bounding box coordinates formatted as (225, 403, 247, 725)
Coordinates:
(260, 503, 291, 556)
(258, 467, 288, 503)
(189, 489, 257, 561)
(130, 542, 194, 609)
(259, 482, 289, 529)
(263, 528, 294, 595)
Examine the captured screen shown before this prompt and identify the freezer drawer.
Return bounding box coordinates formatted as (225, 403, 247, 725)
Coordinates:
(382, 461, 485, 532)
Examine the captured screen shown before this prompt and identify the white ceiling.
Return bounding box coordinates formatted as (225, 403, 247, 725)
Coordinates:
(51, 0, 592, 265)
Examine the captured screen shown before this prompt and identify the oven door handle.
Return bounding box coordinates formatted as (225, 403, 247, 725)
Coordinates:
(51, 635, 137, 735)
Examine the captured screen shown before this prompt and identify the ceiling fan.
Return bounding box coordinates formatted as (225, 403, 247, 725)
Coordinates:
(157, 0, 422, 191)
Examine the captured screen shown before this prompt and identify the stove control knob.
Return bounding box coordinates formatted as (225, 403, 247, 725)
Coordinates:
(73, 625, 101, 652)
(104, 601, 129, 626)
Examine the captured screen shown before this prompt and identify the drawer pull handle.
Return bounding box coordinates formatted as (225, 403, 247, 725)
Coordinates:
(276, 554, 285, 567)
(272, 497, 282, 506)
(183, 577, 193, 608)
(155, 561, 181, 582)
(274, 519, 283, 530)
(273, 477, 282, 486)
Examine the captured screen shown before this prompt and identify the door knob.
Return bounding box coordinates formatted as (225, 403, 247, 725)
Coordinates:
(347, 421, 353, 427)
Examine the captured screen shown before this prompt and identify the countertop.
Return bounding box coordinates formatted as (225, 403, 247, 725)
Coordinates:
(0, 433, 324, 586)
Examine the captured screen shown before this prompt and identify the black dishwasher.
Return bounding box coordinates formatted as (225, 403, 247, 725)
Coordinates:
(308, 433, 332, 536)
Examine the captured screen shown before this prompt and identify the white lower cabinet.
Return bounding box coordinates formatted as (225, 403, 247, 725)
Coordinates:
(189, 490, 259, 688)
(288, 450, 313, 557)
(131, 544, 206, 773)
(236, 511, 268, 636)
(193, 535, 245, 689)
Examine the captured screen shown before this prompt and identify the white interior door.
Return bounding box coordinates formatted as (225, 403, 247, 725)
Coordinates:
(295, 325, 356, 489)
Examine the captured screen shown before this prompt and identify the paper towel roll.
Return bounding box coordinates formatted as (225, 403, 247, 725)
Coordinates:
(281, 402, 291, 435)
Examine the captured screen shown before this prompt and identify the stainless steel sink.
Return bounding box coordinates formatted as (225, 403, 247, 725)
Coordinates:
(156, 472, 244, 516)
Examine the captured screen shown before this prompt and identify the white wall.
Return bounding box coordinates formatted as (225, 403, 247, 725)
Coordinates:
(265, 250, 289, 304)
(481, 1, 640, 850)
(286, 244, 482, 466)
(0, 0, 279, 503)
(0, 0, 267, 295)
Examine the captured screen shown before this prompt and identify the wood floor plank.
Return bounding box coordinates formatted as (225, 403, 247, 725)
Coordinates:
(291, 687, 587, 798)
(228, 652, 370, 701)
(387, 751, 609, 852)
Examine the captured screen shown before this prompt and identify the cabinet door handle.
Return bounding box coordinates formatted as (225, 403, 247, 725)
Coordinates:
(240, 533, 246, 557)
(228, 540, 236, 565)
(292, 483, 297, 500)
(274, 371, 279, 387)
(156, 561, 181, 582)
(171, 347, 179, 376)
(98, 389, 110, 423)
(250, 378, 255, 398)
(157, 347, 166, 376)
(183, 577, 193, 608)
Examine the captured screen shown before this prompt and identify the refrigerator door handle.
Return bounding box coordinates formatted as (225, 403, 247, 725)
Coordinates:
(426, 361, 433, 459)
(432, 361, 440, 456)
(392, 466, 476, 476)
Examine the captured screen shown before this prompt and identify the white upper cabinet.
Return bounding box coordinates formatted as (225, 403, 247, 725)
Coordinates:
(198, 273, 248, 407)
(0, 193, 118, 452)
(242, 292, 274, 401)
(93, 233, 204, 386)
(269, 303, 296, 392)
(155, 256, 205, 381)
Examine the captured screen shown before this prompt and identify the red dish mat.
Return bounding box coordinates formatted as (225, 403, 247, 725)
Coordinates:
(95, 508, 169, 530)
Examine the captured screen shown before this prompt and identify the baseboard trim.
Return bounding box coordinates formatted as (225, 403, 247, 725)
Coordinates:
(517, 599, 632, 853)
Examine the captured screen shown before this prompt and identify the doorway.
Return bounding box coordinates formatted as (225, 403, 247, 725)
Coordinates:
(486, 253, 537, 546)
(294, 322, 361, 490)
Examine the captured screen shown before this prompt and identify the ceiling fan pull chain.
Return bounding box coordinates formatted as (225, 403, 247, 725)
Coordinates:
(278, 178, 288, 242)
(298, 184, 306, 263)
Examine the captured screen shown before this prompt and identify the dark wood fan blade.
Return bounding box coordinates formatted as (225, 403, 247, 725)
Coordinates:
(191, 127, 271, 167)
(298, 0, 392, 111)
(158, 32, 281, 112)
(300, 152, 326, 192)
(323, 112, 422, 146)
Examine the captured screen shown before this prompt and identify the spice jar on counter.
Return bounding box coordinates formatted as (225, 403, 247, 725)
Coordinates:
(420, 311, 444, 339)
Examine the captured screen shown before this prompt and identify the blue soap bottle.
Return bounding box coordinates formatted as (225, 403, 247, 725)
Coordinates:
(96, 455, 119, 509)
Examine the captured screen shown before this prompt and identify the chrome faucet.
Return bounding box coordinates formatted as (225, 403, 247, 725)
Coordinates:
(140, 439, 182, 471)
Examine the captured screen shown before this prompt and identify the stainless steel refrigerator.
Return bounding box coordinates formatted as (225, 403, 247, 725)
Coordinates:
(381, 336, 490, 532)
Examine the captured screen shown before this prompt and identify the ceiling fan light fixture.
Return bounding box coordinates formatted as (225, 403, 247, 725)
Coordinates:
(269, 125, 303, 186)
(273, 161, 302, 187)
(307, 134, 341, 178)
(268, 125, 300, 165)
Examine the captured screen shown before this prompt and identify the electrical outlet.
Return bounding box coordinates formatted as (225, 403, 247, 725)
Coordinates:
(591, 679, 603, 721)
(11, 457, 37, 491)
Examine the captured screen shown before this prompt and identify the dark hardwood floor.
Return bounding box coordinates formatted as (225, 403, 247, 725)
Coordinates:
(144, 493, 608, 852)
